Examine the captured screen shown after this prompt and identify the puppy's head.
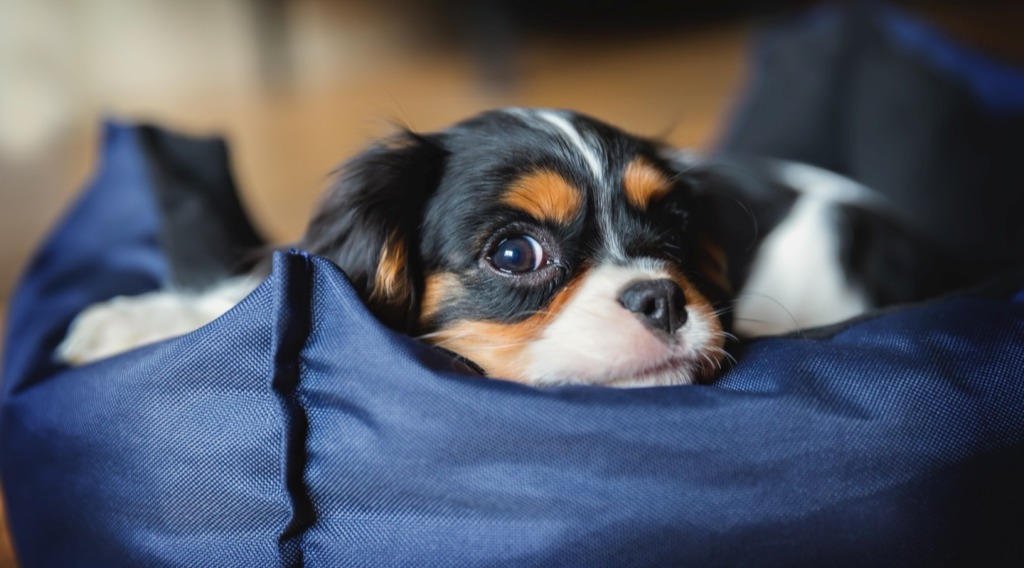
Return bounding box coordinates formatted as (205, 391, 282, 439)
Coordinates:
(300, 108, 732, 387)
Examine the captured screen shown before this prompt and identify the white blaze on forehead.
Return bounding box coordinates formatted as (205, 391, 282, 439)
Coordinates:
(535, 110, 606, 183)
(522, 259, 720, 387)
(595, 193, 628, 263)
(504, 107, 606, 184)
(534, 109, 628, 261)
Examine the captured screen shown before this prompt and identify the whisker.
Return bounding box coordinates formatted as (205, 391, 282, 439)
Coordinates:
(705, 346, 738, 367)
(730, 292, 803, 335)
(665, 155, 706, 181)
(730, 316, 806, 338)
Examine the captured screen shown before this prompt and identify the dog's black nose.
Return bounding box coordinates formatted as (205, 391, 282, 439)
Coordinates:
(618, 279, 687, 336)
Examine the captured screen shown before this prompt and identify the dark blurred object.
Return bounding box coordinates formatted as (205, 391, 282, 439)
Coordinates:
(432, 0, 809, 88)
(895, 1, 1024, 66)
(448, 0, 808, 31)
(251, 0, 293, 85)
(138, 126, 267, 290)
(720, 3, 1024, 280)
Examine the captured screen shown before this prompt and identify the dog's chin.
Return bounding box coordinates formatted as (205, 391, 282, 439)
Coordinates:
(524, 350, 715, 388)
(601, 356, 704, 388)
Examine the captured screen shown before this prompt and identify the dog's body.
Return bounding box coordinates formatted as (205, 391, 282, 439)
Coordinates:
(58, 108, 967, 386)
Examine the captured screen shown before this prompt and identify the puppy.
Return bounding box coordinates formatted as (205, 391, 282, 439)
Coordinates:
(58, 108, 965, 387)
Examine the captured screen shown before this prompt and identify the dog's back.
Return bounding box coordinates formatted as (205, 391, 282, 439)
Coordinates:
(690, 157, 973, 336)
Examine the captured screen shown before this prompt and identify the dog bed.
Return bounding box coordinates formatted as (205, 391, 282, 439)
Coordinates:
(5, 5, 1024, 563)
(3, 119, 1024, 567)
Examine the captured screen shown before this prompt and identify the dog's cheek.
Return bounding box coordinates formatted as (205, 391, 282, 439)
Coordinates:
(418, 271, 588, 382)
(420, 319, 539, 381)
(418, 272, 464, 328)
(522, 268, 670, 383)
(523, 264, 727, 385)
(528, 306, 668, 382)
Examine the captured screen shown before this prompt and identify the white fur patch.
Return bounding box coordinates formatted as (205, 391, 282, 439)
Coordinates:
(774, 160, 889, 208)
(733, 194, 870, 337)
(523, 259, 719, 387)
(505, 107, 606, 184)
(56, 277, 260, 365)
(535, 110, 605, 183)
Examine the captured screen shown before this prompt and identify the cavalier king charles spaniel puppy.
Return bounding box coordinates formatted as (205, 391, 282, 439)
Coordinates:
(59, 108, 962, 386)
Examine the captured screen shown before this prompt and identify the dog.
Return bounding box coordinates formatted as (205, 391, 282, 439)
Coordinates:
(57, 108, 967, 387)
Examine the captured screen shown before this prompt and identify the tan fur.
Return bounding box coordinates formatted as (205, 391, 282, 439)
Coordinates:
(697, 233, 732, 296)
(623, 157, 672, 210)
(419, 272, 463, 325)
(421, 270, 587, 381)
(371, 231, 410, 305)
(502, 170, 584, 226)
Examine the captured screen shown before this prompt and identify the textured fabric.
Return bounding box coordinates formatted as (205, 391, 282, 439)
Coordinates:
(4, 123, 1024, 567)
(3, 122, 169, 398)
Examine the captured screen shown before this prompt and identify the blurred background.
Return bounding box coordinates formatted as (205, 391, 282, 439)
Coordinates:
(0, 0, 773, 317)
(1, 0, 1022, 565)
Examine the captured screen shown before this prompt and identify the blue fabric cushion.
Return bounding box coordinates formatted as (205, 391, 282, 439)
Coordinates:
(3, 123, 1024, 567)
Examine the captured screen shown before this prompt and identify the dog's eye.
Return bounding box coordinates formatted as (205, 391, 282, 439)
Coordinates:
(491, 235, 545, 273)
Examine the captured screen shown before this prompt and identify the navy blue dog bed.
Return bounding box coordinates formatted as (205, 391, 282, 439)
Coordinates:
(3, 122, 1024, 566)
(4, 5, 1024, 562)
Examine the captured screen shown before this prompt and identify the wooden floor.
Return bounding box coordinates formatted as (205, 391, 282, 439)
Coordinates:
(0, 1, 749, 564)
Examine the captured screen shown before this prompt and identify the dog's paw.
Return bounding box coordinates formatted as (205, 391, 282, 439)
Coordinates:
(57, 295, 176, 365)
(56, 288, 243, 366)
(56, 279, 259, 366)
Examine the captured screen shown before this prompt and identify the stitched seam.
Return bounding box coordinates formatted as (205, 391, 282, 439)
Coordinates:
(273, 252, 316, 567)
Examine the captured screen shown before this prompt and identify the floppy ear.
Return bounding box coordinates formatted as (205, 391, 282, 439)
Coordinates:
(299, 131, 448, 332)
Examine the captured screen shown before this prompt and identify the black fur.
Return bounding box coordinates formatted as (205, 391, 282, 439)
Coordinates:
(298, 132, 448, 331)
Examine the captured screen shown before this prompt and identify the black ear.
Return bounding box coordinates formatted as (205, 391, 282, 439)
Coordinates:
(299, 131, 448, 332)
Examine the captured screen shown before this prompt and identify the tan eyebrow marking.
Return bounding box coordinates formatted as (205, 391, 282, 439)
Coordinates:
(502, 169, 584, 226)
(623, 157, 673, 210)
